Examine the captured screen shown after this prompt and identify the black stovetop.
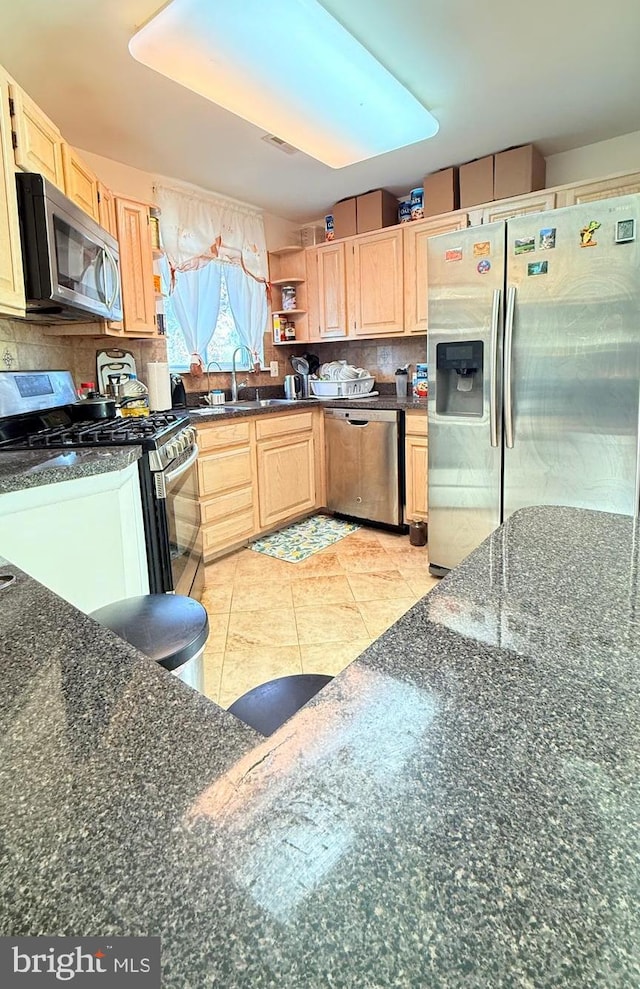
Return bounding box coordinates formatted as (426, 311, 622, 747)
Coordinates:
(0, 407, 190, 451)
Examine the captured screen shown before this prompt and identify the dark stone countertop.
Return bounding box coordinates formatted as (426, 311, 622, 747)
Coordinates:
(0, 447, 142, 494)
(1, 505, 638, 987)
(188, 394, 426, 424)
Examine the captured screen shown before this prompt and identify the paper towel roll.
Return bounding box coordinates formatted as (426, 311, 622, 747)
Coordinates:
(146, 362, 172, 411)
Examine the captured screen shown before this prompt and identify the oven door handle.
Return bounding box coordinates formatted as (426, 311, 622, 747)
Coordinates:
(164, 443, 199, 484)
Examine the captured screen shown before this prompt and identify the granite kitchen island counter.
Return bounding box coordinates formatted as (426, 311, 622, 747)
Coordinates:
(0, 446, 142, 493)
(0, 506, 638, 987)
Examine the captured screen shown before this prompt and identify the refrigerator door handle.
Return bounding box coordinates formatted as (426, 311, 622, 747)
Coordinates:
(504, 285, 516, 449)
(489, 288, 501, 448)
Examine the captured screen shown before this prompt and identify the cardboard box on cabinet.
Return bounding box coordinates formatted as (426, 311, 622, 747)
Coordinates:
(459, 155, 494, 208)
(494, 144, 546, 200)
(331, 197, 357, 239)
(423, 167, 459, 217)
(356, 189, 399, 233)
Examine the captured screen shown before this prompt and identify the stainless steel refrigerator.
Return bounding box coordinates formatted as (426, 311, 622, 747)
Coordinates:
(426, 194, 640, 575)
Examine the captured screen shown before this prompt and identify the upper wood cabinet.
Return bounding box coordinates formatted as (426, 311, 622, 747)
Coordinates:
(480, 191, 556, 224)
(347, 228, 404, 336)
(97, 181, 117, 237)
(403, 214, 468, 335)
(0, 68, 24, 317)
(9, 82, 65, 190)
(555, 171, 640, 208)
(305, 246, 320, 341)
(62, 145, 99, 222)
(115, 197, 157, 336)
(315, 242, 348, 339)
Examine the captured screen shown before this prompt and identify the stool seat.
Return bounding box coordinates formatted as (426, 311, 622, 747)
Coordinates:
(90, 594, 209, 672)
(228, 674, 333, 736)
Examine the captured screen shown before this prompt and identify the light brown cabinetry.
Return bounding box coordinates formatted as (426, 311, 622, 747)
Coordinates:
(62, 145, 99, 221)
(555, 171, 640, 207)
(480, 191, 556, 224)
(256, 412, 316, 528)
(115, 197, 157, 336)
(195, 410, 321, 559)
(314, 242, 348, 339)
(347, 228, 404, 336)
(268, 245, 308, 344)
(9, 82, 65, 190)
(97, 182, 117, 237)
(403, 215, 468, 335)
(196, 420, 256, 560)
(0, 67, 25, 317)
(404, 411, 428, 523)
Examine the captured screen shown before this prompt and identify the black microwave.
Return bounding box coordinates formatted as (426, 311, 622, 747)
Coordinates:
(15, 172, 123, 323)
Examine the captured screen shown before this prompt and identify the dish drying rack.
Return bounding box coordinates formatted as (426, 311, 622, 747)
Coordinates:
(309, 376, 375, 398)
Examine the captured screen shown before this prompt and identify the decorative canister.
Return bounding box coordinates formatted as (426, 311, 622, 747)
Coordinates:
(409, 520, 427, 546)
(398, 201, 412, 223)
(281, 285, 297, 311)
(325, 214, 335, 241)
(410, 187, 424, 221)
(284, 320, 296, 341)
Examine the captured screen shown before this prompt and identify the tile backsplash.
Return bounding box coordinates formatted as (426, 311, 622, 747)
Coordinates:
(180, 333, 428, 398)
(0, 317, 167, 390)
(0, 316, 425, 398)
(306, 336, 427, 382)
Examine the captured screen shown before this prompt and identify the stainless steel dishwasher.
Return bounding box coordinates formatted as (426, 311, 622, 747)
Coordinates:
(324, 407, 403, 527)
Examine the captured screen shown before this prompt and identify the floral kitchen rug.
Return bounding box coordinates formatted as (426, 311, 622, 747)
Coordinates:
(249, 514, 360, 563)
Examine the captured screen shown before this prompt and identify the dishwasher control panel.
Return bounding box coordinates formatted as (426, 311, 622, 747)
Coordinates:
(323, 407, 400, 423)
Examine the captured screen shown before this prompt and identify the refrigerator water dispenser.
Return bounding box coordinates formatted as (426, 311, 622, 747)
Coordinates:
(435, 340, 483, 416)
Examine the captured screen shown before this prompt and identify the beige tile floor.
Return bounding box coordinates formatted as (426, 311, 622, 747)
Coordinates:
(200, 526, 440, 709)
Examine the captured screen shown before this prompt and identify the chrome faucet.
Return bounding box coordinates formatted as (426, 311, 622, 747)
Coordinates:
(206, 360, 222, 394)
(231, 346, 254, 402)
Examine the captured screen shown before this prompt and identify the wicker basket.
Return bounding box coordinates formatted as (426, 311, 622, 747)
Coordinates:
(309, 376, 375, 398)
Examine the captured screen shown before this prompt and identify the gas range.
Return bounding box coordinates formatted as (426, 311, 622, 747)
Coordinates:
(0, 408, 195, 471)
(0, 371, 194, 471)
(0, 369, 201, 596)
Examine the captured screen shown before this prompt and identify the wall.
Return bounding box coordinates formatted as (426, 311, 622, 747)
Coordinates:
(545, 130, 640, 188)
(0, 316, 167, 392)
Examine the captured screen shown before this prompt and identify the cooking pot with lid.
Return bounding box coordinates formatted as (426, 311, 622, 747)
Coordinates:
(71, 395, 118, 421)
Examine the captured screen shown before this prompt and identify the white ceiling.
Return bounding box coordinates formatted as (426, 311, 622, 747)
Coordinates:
(1, 0, 639, 222)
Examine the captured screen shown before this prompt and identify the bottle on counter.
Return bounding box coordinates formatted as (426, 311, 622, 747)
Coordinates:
(395, 367, 408, 398)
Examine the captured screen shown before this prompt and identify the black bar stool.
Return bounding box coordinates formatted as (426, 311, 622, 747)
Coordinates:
(90, 594, 209, 693)
(228, 674, 333, 736)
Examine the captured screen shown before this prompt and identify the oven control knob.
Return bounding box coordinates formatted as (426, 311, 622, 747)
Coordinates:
(166, 440, 179, 459)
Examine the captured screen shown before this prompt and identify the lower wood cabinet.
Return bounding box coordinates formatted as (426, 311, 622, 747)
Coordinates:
(196, 419, 256, 560)
(255, 412, 316, 529)
(195, 411, 319, 560)
(404, 411, 428, 523)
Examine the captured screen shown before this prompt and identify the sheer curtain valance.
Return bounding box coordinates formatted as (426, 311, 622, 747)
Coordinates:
(154, 179, 269, 374)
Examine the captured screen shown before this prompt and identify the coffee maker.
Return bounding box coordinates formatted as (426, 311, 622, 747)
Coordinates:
(170, 374, 187, 408)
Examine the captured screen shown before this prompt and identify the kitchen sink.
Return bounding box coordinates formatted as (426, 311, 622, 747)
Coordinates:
(190, 399, 308, 416)
(227, 399, 302, 409)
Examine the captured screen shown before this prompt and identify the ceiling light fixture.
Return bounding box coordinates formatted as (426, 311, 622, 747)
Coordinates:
(129, 0, 439, 169)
